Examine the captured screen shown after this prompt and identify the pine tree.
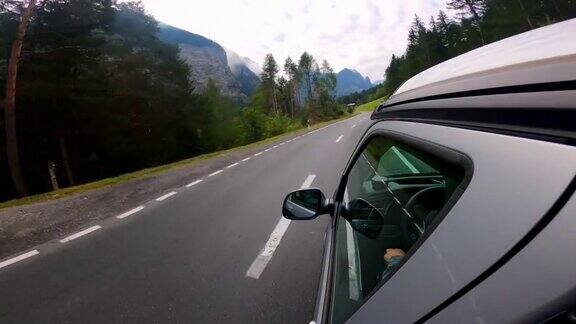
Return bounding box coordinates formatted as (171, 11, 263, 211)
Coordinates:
(261, 53, 278, 113)
(283, 56, 300, 117)
(298, 52, 314, 102)
(448, 0, 486, 44)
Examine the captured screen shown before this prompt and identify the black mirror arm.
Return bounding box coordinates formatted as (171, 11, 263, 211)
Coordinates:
(320, 198, 334, 216)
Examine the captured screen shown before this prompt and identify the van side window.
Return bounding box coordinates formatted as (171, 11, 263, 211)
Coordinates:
(330, 136, 466, 323)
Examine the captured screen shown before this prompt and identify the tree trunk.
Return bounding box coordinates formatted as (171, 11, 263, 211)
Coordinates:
(59, 134, 75, 186)
(290, 83, 295, 118)
(47, 160, 59, 190)
(517, 0, 534, 29)
(272, 88, 277, 113)
(4, 0, 38, 197)
(294, 80, 301, 114)
(306, 74, 312, 102)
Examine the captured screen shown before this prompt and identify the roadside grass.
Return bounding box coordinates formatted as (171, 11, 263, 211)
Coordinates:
(356, 97, 387, 112)
(0, 112, 358, 210)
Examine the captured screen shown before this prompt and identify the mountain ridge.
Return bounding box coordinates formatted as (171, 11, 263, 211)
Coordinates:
(335, 68, 373, 97)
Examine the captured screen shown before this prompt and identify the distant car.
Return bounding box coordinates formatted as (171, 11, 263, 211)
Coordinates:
(282, 18, 576, 323)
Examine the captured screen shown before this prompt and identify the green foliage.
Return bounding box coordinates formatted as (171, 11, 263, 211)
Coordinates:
(298, 52, 314, 101)
(263, 111, 297, 137)
(1, 0, 242, 199)
(257, 51, 342, 126)
(236, 106, 267, 143)
(356, 97, 387, 112)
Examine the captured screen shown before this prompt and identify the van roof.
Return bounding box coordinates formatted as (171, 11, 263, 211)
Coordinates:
(371, 19, 576, 146)
(383, 18, 576, 108)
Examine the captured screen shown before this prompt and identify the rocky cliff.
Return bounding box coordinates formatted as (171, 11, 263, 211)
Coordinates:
(158, 24, 258, 102)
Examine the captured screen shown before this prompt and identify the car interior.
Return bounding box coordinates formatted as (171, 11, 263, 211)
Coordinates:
(342, 140, 464, 299)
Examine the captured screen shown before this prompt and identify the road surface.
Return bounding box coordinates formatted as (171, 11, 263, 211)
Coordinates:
(0, 113, 372, 323)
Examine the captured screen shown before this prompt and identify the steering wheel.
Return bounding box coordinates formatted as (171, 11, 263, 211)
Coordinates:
(401, 186, 446, 245)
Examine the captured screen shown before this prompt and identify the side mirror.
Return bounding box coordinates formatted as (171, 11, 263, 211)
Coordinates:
(345, 198, 384, 238)
(282, 188, 332, 220)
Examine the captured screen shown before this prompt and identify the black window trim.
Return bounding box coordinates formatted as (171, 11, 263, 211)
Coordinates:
(371, 106, 576, 147)
(325, 128, 474, 323)
(378, 79, 576, 111)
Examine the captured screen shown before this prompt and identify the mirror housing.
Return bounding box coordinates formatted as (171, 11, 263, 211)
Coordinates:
(282, 188, 332, 220)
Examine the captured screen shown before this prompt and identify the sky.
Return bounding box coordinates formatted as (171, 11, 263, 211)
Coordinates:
(141, 0, 447, 80)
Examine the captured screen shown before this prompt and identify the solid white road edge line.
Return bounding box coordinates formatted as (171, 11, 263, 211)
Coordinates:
(0, 250, 39, 269)
(60, 225, 102, 243)
(186, 179, 203, 187)
(208, 170, 223, 177)
(246, 174, 316, 279)
(117, 206, 145, 219)
(156, 191, 177, 201)
(345, 221, 361, 301)
(343, 186, 360, 299)
(335, 135, 344, 143)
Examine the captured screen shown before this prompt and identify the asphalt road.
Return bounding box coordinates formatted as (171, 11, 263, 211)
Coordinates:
(0, 113, 372, 323)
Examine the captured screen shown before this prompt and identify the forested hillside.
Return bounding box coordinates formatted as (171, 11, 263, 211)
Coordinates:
(0, 0, 344, 201)
(342, 0, 576, 105)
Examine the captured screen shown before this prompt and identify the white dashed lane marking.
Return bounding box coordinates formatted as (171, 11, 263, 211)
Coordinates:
(242, 157, 251, 162)
(186, 179, 203, 187)
(156, 191, 177, 201)
(117, 206, 145, 219)
(246, 174, 316, 279)
(208, 170, 223, 177)
(335, 135, 344, 143)
(226, 163, 239, 169)
(60, 225, 102, 243)
(0, 250, 39, 270)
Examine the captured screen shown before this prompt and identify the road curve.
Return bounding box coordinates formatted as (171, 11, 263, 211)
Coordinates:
(0, 113, 372, 323)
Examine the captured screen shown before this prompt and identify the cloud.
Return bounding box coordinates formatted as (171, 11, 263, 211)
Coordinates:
(141, 0, 446, 80)
(302, 0, 312, 15)
(273, 33, 287, 43)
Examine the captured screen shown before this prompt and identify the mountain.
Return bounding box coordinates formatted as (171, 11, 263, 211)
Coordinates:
(335, 68, 373, 97)
(158, 24, 258, 101)
(225, 49, 260, 96)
